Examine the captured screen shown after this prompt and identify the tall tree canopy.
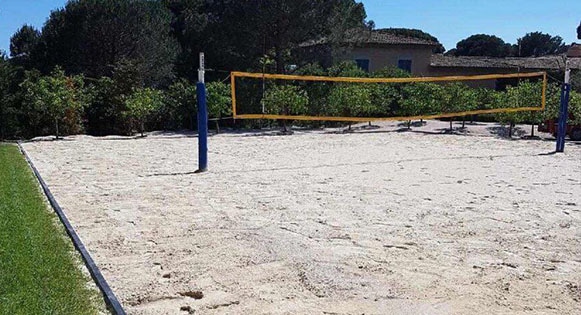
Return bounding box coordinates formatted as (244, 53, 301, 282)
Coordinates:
(516, 32, 567, 57)
(9, 25, 40, 58)
(37, 0, 178, 87)
(166, 0, 369, 76)
(454, 34, 512, 57)
(0, 52, 11, 139)
(254, 1, 347, 73)
(9, 0, 368, 80)
(325, 0, 370, 42)
(163, 0, 207, 78)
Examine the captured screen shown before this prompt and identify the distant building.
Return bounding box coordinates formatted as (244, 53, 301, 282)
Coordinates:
(299, 29, 581, 88)
(298, 29, 440, 75)
(430, 54, 580, 74)
(430, 54, 581, 88)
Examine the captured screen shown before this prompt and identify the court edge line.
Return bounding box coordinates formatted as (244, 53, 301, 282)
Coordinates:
(17, 142, 126, 315)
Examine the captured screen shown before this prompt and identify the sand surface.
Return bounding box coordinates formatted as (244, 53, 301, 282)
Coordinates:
(22, 121, 581, 315)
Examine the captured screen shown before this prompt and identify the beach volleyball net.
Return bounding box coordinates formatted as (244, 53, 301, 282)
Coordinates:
(230, 71, 547, 122)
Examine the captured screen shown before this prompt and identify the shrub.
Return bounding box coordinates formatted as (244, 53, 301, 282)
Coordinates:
(326, 61, 373, 129)
(542, 82, 562, 121)
(295, 63, 330, 120)
(165, 79, 197, 130)
(369, 67, 411, 118)
(493, 87, 526, 138)
(439, 83, 476, 130)
(206, 81, 232, 132)
(20, 67, 87, 139)
(327, 61, 368, 78)
(400, 83, 443, 128)
(84, 76, 128, 135)
(475, 88, 497, 110)
(328, 83, 371, 130)
(516, 81, 544, 137)
(263, 84, 308, 132)
(568, 90, 581, 125)
(494, 81, 547, 137)
(124, 87, 165, 136)
(458, 86, 478, 128)
(372, 67, 411, 79)
(263, 85, 309, 115)
(541, 82, 580, 128)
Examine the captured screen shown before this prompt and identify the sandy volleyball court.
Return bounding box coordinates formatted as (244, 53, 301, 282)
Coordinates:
(22, 121, 581, 315)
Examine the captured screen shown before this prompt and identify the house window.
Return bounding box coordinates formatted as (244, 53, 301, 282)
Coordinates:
(355, 59, 370, 72)
(398, 59, 412, 73)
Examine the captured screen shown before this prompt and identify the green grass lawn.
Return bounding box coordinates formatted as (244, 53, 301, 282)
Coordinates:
(0, 144, 100, 314)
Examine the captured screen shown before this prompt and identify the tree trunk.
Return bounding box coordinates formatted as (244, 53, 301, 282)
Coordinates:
(449, 118, 453, 131)
(462, 117, 466, 129)
(215, 120, 220, 134)
(55, 119, 59, 140)
(509, 123, 514, 138)
(368, 121, 372, 127)
(407, 120, 411, 129)
(282, 120, 287, 133)
(141, 121, 145, 137)
(348, 123, 352, 131)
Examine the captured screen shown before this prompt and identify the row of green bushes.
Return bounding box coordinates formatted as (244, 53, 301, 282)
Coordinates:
(1, 60, 580, 139)
(255, 62, 581, 136)
(0, 67, 231, 139)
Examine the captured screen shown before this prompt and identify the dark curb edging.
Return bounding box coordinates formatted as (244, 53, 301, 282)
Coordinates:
(17, 142, 126, 315)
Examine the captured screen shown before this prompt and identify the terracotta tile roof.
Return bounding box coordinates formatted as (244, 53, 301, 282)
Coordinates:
(300, 29, 439, 47)
(346, 29, 440, 46)
(430, 54, 581, 70)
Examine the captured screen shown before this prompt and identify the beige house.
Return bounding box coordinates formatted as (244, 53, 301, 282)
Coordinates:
(299, 29, 580, 88)
(299, 29, 440, 75)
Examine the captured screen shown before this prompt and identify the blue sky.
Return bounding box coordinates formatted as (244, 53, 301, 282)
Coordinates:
(362, 0, 581, 50)
(1, 0, 580, 55)
(0, 0, 66, 54)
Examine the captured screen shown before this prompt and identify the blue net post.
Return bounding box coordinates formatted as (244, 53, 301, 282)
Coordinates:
(196, 53, 208, 172)
(556, 80, 571, 153)
(196, 82, 208, 172)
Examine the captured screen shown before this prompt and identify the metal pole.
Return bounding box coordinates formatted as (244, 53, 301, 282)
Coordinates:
(196, 52, 208, 172)
(556, 62, 571, 153)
